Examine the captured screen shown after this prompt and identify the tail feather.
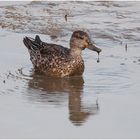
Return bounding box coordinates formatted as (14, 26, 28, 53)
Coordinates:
(35, 35, 42, 44)
(23, 35, 42, 51)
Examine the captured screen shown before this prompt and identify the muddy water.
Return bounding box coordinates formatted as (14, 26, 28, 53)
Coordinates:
(0, 1, 140, 139)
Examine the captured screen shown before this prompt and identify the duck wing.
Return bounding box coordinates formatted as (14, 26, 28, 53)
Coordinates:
(23, 35, 70, 56)
(23, 35, 71, 70)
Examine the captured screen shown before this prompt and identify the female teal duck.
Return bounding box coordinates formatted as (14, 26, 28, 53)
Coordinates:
(23, 31, 101, 77)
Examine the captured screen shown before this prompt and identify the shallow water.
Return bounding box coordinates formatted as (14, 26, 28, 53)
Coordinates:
(0, 1, 140, 139)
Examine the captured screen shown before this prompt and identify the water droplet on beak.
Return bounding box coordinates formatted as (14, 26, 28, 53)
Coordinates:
(97, 53, 100, 63)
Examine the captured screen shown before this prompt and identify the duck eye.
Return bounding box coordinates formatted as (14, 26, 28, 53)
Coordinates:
(79, 36, 84, 40)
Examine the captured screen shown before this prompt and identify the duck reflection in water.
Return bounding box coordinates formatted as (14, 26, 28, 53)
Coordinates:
(27, 71, 99, 125)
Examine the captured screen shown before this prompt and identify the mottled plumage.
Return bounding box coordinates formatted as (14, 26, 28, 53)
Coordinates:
(23, 31, 101, 77)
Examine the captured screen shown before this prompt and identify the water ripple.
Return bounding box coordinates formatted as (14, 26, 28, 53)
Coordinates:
(0, 1, 140, 47)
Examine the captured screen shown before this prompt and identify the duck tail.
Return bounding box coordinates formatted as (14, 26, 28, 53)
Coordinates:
(35, 35, 42, 44)
(23, 35, 42, 51)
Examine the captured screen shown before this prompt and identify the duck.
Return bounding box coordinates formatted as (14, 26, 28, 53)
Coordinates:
(23, 30, 101, 77)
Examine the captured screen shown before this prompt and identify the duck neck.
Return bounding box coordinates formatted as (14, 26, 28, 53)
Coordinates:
(70, 39, 83, 57)
(70, 47, 82, 57)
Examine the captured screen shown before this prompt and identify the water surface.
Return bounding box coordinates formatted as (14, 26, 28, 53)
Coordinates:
(0, 1, 140, 138)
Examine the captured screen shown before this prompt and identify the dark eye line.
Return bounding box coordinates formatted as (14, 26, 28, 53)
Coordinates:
(79, 36, 84, 39)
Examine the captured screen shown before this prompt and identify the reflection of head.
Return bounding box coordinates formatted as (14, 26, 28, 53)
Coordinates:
(69, 110, 91, 126)
(69, 91, 99, 126)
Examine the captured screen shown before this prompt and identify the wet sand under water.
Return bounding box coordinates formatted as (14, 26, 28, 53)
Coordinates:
(0, 1, 140, 139)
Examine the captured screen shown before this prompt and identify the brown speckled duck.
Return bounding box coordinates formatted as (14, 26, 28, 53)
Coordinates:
(23, 31, 101, 77)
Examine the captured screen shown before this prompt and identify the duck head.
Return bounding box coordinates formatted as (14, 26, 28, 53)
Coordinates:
(70, 30, 101, 54)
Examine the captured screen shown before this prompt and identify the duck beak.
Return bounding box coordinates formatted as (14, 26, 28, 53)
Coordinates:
(88, 43, 102, 54)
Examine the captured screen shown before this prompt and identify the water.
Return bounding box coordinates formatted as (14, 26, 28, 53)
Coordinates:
(0, 1, 140, 138)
